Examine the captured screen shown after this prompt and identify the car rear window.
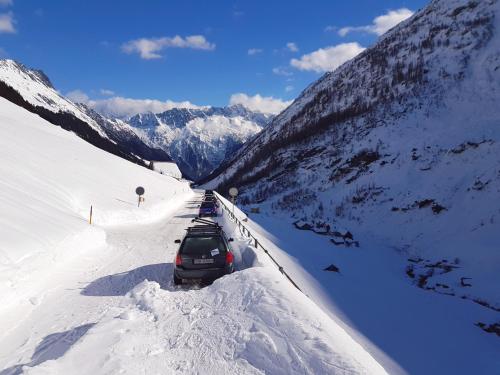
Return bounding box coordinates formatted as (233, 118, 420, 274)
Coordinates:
(181, 236, 226, 255)
(201, 202, 215, 208)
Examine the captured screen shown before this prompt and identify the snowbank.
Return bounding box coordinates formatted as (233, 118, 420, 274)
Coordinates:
(24, 229, 388, 375)
(0, 97, 192, 313)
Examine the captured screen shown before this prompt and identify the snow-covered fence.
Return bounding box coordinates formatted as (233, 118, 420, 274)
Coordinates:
(214, 191, 303, 293)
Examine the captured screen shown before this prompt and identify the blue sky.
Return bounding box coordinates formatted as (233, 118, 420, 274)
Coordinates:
(0, 0, 428, 115)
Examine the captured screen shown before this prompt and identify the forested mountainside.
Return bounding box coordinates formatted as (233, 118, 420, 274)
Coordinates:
(205, 0, 500, 311)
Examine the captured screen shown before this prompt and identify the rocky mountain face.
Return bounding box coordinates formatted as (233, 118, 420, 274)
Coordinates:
(205, 0, 500, 312)
(127, 105, 272, 180)
(0, 60, 172, 167)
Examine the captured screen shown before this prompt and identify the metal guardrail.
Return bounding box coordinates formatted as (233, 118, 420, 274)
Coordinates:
(214, 193, 303, 293)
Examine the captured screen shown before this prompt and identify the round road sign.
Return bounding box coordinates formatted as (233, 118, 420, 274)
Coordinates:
(229, 187, 238, 197)
(136, 186, 145, 196)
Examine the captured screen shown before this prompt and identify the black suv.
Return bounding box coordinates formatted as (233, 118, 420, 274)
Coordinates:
(173, 219, 234, 285)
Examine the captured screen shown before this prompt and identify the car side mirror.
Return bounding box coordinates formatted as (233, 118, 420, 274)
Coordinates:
(228, 238, 234, 242)
(174, 239, 181, 244)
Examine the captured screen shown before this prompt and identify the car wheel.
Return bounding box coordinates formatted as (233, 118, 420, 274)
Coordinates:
(173, 274, 182, 285)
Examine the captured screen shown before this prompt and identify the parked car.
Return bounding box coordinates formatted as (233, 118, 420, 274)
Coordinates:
(199, 200, 218, 217)
(173, 221, 234, 285)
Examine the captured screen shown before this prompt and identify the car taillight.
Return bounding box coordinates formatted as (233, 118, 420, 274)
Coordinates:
(175, 253, 182, 266)
(226, 251, 234, 265)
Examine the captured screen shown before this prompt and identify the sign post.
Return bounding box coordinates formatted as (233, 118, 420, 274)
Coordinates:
(229, 187, 238, 218)
(136, 186, 145, 207)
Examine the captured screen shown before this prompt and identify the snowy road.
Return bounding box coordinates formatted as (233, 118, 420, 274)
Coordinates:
(0, 193, 387, 374)
(0, 195, 199, 374)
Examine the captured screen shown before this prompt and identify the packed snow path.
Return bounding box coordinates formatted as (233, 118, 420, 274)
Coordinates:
(0, 194, 386, 375)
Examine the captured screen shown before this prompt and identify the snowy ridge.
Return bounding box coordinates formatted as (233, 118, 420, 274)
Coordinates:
(205, 0, 500, 322)
(0, 60, 107, 137)
(0, 59, 173, 166)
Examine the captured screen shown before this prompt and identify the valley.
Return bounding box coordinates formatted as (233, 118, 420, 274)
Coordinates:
(0, 0, 499, 373)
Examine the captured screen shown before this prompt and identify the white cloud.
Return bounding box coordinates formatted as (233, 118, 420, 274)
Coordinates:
(66, 90, 204, 118)
(285, 85, 294, 93)
(0, 12, 15, 33)
(100, 89, 115, 96)
(66, 89, 89, 103)
(122, 35, 215, 59)
(229, 93, 292, 115)
(247, 48, 263, 56)
(0, 0, 13, 6)
(272, 66, 293, 77)
(88, 97, 205, 118)
(286, 42, 299, 52)
(338, 8, 413, 37)
(290, 42, 365, 73)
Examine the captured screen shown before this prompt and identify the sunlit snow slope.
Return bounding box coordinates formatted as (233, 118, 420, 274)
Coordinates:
(0, 97, 191, 313)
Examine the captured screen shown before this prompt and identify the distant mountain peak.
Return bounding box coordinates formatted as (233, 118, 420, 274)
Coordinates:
(127, 104, 273, 180)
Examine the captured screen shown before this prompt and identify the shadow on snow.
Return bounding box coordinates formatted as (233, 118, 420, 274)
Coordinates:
(0, 323, 95, 375)
(81, 263, 177, 296)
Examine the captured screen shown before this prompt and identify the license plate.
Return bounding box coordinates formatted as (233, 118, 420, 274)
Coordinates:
(193, 258, 214, 264)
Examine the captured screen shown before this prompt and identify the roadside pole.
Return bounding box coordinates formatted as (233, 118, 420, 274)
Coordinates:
(229, 187, 238, 219)
(136, 186, 145, 207)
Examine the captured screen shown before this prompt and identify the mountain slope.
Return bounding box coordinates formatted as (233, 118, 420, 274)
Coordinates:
(206, 0, 500, 311)
(0, 60, 172, 167)
(128, 105, 272, 180)
(0, 96, 191, 317)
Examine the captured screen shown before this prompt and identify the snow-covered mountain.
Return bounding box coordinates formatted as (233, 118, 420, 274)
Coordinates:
(0, 59, 172, 166)
(205, 0, 500, 315)
(127, 105, 272, 180)
(0, 59, 271, 180)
